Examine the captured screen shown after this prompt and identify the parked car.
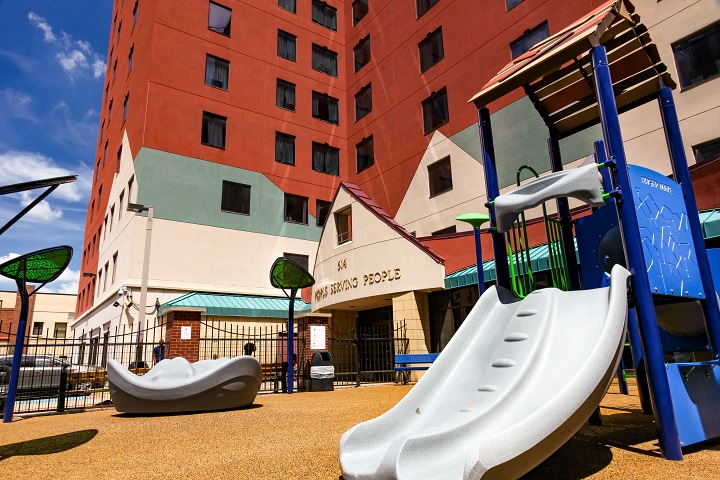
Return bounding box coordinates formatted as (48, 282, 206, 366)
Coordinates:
(0, 355, 99, 393)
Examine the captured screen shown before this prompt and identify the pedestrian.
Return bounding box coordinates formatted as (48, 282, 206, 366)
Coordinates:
(153, 338, 165, 364)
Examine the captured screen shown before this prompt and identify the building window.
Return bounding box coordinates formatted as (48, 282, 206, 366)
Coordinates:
(54, 322, 67, 338)
(32, 322, 44, 336)
(353, 0, 369, 26)
(283, 253, 309, 272)
(335, 207, 352, 245)
(312, 91, 339, 124)
(428, 156, 452, 196)
(354, 36, 370, 72)
(673, 22, 720, 89)
(278, 30, 297, 62)
(119, 190, 125, 219)
(506, 0, 523, 10)
(316, 200, 331, 227)
(312, 142, 340, 176)
(128, 45, 134, 73)
(95, 159, 100, 181)
(355, 84, 372, 121)
(276, 79, 296, 111)
(113, 60, 117, 82)
(112, 252, 118, 284)
(202, 112, 226, 148)
(108, 100, 113, 121)
(312, 0, 337, 31)
(103, 215, 108, 240)
(103, 262, 109, 292)
(109, 204, 115, 233)
(510, 21, 549, 59)
(356, 136, 374, 173)
(123, 94, 129, 123)
(221, 180, 251, 215)
(694, 138, 720, 164)
(208, 1, 232, 36)
(103, 142, 108, 165)
(128, 175, 134, 202)
(419, 27, 444, 73)
(117, 22, 122, 43)
(275, 132, 296, 165)
(284, 194, 308, 224)
(422, 88, 449, 134)
(97, 270, 102, 296)
(416, 0, 439, 18)
(117, 146, 123, 173)
(312, 44, 338, 77)
(133, 1, 139, 26)
(205, 54, 229, 90)
(432, 226, 457, 236)
(279, 0, 296, 14)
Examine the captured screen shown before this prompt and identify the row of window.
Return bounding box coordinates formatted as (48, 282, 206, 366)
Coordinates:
(30, 321, 68, 338)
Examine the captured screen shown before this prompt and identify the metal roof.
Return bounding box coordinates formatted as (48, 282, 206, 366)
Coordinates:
(469, 0, 675, 138)
(158, 292, 311, 318)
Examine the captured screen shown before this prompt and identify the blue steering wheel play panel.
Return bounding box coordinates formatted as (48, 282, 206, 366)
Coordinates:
(628, 165, 703, 299)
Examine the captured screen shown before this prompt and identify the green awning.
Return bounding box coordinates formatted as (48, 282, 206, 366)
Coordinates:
(445, 238, 580, 290)
(158, 292, 311, 318)
(445, 209, 720, 290)
(699, 209, 720, 239)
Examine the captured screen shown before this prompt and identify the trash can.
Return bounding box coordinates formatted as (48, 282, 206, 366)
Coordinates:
(310, 351, 334, 392)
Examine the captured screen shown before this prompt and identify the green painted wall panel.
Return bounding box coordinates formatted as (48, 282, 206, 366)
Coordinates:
(133, 148, 321, 242)
(449, 97, 603, 188)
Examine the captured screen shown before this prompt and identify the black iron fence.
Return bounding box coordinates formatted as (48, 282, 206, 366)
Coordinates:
(1, 317, 409, 416)
(329, 320, 409, 386)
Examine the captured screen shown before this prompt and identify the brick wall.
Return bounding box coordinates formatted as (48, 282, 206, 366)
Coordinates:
(165, 310, 201, 363)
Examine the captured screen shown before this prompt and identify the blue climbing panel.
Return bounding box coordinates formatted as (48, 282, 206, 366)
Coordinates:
(666, 360, 720, 447)
(628, 165, 703, 299)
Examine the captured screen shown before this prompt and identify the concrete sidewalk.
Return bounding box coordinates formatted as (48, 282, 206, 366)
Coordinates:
(1, 381, 718, 479)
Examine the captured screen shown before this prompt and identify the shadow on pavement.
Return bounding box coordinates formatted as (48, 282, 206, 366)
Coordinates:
(0, 429, 97, 461)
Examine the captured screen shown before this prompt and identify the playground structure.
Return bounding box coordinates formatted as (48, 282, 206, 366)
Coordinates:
(340, 1, 720, 478)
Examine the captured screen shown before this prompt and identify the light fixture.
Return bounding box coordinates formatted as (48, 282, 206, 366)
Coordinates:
(82, 272, 96, 278)
(113, 301, 120, 307)
(127, 202, 149, 213)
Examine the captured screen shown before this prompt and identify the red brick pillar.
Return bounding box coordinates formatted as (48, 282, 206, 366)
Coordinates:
(165, 310, 201, 363)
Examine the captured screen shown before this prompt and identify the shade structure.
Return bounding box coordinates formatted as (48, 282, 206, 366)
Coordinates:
(469, 0, 675, 138)
(0, 246, 73, 285)
(270, 257, 315, 290)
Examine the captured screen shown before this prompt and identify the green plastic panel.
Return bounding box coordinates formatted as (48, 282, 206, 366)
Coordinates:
(0, 246, 73, 284)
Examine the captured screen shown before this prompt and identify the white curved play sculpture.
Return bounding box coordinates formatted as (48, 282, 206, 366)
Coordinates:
(340, 265, 630, 480)
(107, 356, 262, 414)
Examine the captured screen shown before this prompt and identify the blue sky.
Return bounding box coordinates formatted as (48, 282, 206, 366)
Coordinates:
(0, 1, 112, 293)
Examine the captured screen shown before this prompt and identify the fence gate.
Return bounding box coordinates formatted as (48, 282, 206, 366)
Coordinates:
(328, 320, 408, 387)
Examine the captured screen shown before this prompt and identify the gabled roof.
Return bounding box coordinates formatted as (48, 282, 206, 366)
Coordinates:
(469, 0, 674, 138)
(338, 182, 445, 265)
(158, 292, 311, 318)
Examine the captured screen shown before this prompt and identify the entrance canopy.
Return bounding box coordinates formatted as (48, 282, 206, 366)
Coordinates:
(469, 0, 675, 138)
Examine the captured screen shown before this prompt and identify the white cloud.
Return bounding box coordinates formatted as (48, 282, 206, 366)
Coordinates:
(27, 11, 105, 81)
(0, 150, 91, 203)
(27, 12, 57, 42)
(0, 252, 20, 264)
(0, 88, 34, 120)
(19, 191, 63, 221)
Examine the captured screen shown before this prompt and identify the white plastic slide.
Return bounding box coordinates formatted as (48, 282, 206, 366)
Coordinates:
(340, 265, 630, 480)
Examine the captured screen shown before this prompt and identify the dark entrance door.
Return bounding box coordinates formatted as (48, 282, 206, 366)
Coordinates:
(357, 306, 394, 381)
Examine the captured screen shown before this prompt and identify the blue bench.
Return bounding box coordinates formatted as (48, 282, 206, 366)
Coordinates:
(394, 353, 439, 384)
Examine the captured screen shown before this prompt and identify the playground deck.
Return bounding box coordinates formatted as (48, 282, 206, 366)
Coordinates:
(1, 380, 718, 479)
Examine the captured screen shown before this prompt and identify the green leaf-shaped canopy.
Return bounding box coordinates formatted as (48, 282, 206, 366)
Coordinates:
(0, 246, 73, 284)
(270, 257, 315, 290)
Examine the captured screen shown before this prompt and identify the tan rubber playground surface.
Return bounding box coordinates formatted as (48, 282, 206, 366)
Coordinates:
(1, 380, 719, 479)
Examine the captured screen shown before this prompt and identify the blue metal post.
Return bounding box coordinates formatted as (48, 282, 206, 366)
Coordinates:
(592, 45, 683, 460)
(627, 307, 653, 414)
(617, 358, 629, 395)
(473, 228, 485, 295)
(548, 132, 580, 290)
(3, 278, 29, 422)
(287, 290, 296, 394)
(658, 86, 720, 357)
(478, 107, 511, 289)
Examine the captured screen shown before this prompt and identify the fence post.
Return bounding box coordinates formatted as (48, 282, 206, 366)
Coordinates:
(165, 310, 202, 363)
(57, 366, 67, 413)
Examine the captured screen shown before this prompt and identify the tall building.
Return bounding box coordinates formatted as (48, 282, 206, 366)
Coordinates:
(74, 0, 720, 361)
